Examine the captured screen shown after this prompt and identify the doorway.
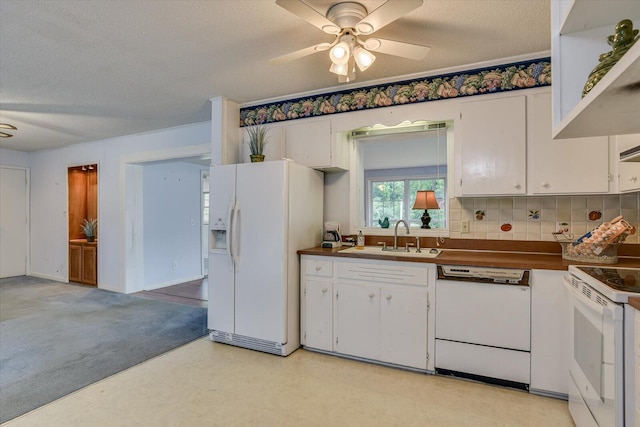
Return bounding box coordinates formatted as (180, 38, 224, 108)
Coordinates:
(121, 143, 210, 294)
(0, 167, 29, 278)
(68, 164, 98, 286)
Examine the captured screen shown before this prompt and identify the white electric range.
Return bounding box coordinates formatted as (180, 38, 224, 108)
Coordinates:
(566, 265, 640, 427)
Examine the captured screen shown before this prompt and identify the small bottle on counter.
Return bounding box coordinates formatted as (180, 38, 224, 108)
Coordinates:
(356, 231, 365, 249)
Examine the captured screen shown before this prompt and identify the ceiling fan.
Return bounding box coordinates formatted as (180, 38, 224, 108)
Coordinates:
(270, 0, 430, 83)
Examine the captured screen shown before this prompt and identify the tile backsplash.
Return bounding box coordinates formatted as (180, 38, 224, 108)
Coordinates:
(448, 193, 640, 244)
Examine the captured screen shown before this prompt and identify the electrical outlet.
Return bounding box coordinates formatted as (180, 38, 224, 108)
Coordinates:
(461, 220, 470, 233)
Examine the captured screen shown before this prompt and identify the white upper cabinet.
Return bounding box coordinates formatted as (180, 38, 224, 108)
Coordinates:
(529, 92, 610, 194)
(617, 133, 640, 192)
(551, 1, 640, 139)
(460, 95, 527, 196)
(285, 119, 348, 171)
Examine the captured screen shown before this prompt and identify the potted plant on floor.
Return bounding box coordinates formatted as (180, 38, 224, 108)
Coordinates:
(245, 124, 269, 162)
(81, 218, 97, 242)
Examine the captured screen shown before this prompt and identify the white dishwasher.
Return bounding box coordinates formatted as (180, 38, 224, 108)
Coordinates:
(435, 265, 531, 390)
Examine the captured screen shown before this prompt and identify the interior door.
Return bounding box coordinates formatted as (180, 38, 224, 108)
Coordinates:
(0, 167, 28, 278)
(234, 161, 288, 342)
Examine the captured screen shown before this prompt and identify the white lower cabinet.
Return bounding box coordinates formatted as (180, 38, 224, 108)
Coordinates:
(335, 282, 380, 361)
(301, 255, 433, 371)
(303, 278, 334, 352)
(336, 281, 429, 369)
(379, 284, 428, 368)
(530, 270, 569, 397)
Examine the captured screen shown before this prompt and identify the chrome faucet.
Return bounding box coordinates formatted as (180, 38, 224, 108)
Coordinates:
(393, 220, 410, 251)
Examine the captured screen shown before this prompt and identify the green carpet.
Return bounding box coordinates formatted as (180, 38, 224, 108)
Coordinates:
(0, 276, 207, 423)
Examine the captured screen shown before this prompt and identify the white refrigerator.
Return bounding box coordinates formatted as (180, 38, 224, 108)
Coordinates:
(208, 160, 324, 356)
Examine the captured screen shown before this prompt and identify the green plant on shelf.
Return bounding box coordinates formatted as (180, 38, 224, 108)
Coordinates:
(81, 218, 97, 241)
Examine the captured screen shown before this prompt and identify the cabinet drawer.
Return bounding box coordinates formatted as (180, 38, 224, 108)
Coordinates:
(304, 258, 333, 278)
(337, 262, 428, 286)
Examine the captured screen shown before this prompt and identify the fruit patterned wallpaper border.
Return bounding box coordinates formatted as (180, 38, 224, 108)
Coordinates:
(240, 57, 551, 126)
(448, 193, 640, 244)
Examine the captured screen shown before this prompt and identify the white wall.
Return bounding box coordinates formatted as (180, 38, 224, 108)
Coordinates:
(28, 121, 211, 291)
(142, 161, 207, 289)
(0, 148, 30, 168)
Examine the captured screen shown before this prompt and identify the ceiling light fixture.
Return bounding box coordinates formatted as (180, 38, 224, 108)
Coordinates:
(328, 31, 376, 81)
(0, 123, 17, 138)
(353, 46, 376, 71)
(329, 39, 351, 65)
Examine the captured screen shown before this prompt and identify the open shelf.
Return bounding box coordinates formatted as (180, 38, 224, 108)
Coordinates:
(559, 0, 640, 35)
(553, 41, 640, 139)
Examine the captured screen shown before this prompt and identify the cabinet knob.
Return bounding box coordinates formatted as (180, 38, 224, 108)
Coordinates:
(513, 183, 521, 189)
(541, 182, 550, 188)
(386, 294, 392, 301)
(368, 292, 375, 299)
(321, 288, 328, 294)
(315, 266, 322, 271)
(630, 176, 638, 182)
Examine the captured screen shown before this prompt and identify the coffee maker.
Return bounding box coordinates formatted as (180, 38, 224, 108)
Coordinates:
(322, 221, 342, 248)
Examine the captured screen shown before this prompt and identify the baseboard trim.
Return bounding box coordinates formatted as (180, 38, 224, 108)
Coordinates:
(144, 275, 204, 291)
(29, 272, 68, 283)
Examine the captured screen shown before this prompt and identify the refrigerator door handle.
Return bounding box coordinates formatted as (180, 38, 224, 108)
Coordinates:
(233, 202, 241, 272)
(226, 200, 235, 271)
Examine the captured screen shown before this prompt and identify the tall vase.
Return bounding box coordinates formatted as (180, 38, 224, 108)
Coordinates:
(250, 154, 265, 163)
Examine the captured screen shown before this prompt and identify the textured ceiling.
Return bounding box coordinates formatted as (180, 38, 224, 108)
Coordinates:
(0, 0, 550, 152)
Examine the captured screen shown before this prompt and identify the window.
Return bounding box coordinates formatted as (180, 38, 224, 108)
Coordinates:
(352, 120, 450, 233)
(367, 174, 446, 228)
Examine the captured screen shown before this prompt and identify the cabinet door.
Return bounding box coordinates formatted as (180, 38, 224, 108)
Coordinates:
(530, 270, 568, 395)
(82, 245, 97, 286)
(335, 282, 379, 361)
(69, 244, 82, 283)
(379, 284, 428, 369)
(529, 92, 609, 194)
(304, 278, 333, 351)
(619, 162, 640, 192)
(285, 120, 332, 169)
(460, 96, 526, 195)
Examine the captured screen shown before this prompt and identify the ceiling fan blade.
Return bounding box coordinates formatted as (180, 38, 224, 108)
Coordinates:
(269, 42, 332, 65)
(355, 0, 423, 34)
(276, 0, 341, 34)
(363, 38, 430, 60)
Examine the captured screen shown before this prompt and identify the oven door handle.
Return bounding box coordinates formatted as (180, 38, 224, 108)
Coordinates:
(563, 276, 616, 317)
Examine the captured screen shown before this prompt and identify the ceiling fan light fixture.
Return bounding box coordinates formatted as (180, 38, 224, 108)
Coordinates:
(322, 24, 341, 34)
(329, 62, 349, 76)
(356, 22, 374, 35)
(354, 46, 376, 71)
(363, 38, 382, 51)
(337, 57, 357, 83)
(0, 123, 17, 130)
(329, 41, 350, 65)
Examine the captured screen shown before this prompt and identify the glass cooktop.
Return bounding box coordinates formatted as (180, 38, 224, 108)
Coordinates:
(577, 266, 640, 293)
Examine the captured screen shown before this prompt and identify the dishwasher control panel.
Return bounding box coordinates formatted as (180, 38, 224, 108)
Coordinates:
(437, 265, 529, 285)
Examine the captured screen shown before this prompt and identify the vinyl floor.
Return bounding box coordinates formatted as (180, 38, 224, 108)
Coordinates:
(4, 338, 574, 426)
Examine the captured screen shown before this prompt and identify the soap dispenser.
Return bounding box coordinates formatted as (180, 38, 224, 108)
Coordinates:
(356, 231, 365, 249)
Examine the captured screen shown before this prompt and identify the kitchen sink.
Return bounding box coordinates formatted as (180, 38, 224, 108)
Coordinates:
(339, 246, 442, 258)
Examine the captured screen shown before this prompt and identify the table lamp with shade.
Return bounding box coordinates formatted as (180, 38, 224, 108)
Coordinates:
(413, 190, 440, 229)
